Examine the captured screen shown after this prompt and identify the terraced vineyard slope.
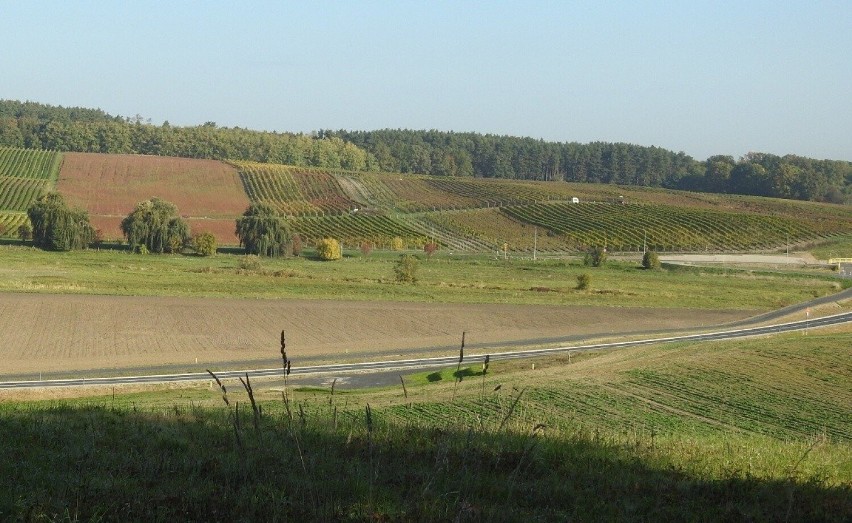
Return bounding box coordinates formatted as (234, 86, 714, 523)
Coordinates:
(0, 146, 62, 234)
(1, 149, 848, 251)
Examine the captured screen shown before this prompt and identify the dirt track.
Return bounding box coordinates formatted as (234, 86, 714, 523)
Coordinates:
(0, 292, 752, 376)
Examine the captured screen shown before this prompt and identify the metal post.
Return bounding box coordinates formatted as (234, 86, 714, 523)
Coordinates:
(533, 227, 537, 261)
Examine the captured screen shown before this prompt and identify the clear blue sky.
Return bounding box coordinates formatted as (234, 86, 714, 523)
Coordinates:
(2, 1, 850, 161)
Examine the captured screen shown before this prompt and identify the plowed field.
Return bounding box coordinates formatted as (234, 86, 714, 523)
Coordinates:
(56, 153, 249, 243)
(0, 292, 748, 376)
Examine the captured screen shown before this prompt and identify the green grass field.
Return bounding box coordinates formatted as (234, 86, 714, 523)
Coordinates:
(1, 333, 849, 520)
(0, 243, 846, 310)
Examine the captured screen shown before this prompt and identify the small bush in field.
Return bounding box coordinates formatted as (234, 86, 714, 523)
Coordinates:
(391, 236, 404, 251)
(18, 223, 32, 241)
(424, 242, 438, 259)
(193, 232, 217, 257)
(576, 273, 591, 290)
(394, 254, 419, 283)
(239, 255, 261, 271)
(360, 241, 373, 257)
(90, 229, 104, 249)
(291, 233, 303, 256)
(642, 250, 661, 270)
(316, 238, 342, 261)
(583, 246, 607, 267)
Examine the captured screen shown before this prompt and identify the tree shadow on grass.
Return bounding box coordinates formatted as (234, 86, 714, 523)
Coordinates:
(0, 404, 848, 521)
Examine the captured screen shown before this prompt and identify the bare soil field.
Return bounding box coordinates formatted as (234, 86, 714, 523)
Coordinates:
(56, 153, 249, 243)
(0, 292, 750, 376)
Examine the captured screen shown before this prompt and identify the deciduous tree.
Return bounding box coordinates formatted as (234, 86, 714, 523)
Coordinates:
(121, 197, 189, 254)
(235, 203, 291, 257)
(26, 193, 95, 251)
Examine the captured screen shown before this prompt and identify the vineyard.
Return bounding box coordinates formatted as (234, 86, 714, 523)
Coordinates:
(290, 213, 427, 247)
(500, 201, 835, 251)
(234, 162, 357, 216)
(0, 212, 27, 234)
(0, 147, 62, 236)
(0, 148, 849, 251)
(0, 146, 62, 180)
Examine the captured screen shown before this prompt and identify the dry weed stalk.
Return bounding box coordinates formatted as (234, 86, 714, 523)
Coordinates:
(238, 373, 261, 436)
(498, 387, 527, 431)
(206, 369, 229, 406)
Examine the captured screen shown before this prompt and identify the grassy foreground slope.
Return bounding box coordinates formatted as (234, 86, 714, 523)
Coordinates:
(1, 333, 849, 520)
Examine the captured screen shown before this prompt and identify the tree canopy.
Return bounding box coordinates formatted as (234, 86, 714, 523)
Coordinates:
(2, 99, 849, 204)
(26, 192, 95, 251)
(235, 203, 291, 257)
(120, 198, 189, 253)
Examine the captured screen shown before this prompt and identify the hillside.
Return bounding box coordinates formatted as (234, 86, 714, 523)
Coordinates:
(56, 152, 249, 243)
(0, 146, 850, 252)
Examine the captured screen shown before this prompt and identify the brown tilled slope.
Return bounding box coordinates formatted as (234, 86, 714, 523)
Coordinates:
(0, 292, 749, 375)
(56, 153, 249, 244)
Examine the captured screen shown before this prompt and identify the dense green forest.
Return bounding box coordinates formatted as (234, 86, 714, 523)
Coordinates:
(1, 100, 849, 203)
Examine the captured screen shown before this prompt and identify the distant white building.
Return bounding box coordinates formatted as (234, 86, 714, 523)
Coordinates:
(571, 197, 579, 204)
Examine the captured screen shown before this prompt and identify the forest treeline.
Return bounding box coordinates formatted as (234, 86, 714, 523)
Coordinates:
(1, 99, 849, 203)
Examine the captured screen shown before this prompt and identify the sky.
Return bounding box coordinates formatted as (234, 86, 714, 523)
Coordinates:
(2, 1, 850, 161)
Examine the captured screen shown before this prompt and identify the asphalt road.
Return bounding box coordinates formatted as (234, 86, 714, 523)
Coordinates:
(2, 309, 849, 390)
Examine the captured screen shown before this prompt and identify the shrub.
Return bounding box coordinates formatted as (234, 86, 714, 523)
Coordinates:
(360, 241, 373, 257)
(291, 233, 302, 256)
(642, 250, 661, 270)
(394, 254, 419, 283)
(583, 246, 607, 267)
(576, 273, 591, 290)
(193, 232, 217, 257)
(90, 229, 104, 249)
(424, 242, 438, 260)
(238, 255, 261, 271)
(391, 236, 404, 251)
(316, 238, 342, 261)
(18, 223, 32, 241)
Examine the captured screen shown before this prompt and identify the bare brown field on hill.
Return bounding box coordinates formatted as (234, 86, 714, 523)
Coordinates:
(56, 153, 248, 243)
(89, 216, 239, 244)
(0, 292, 749, 376)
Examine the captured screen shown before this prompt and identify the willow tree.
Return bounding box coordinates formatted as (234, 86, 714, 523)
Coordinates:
(120, 197, 189, 253)
(235, 203, 291, 257)
(26, 192, 95, 251)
